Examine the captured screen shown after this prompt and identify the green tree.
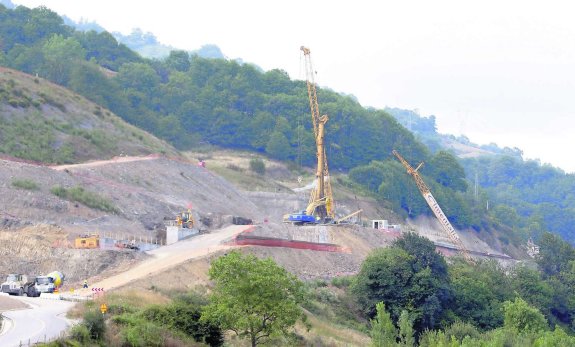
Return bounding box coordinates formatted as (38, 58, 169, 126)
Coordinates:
(503, 297, 548, 334)
(265, 131, 291, 161)
(249, 158, 266, 175)
(370, 302, 397, 347)
(201, 251, 306, 347)
(398, 310, 415, 347)
(42, 34, 86, 85)
(428, 151, 468, 192)
(536, 232, 575, 277)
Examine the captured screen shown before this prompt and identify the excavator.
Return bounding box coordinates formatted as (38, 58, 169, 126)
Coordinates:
(392, 150, 474, 263)
(176, 209, 195, 229)
(284, 47, 335, 224)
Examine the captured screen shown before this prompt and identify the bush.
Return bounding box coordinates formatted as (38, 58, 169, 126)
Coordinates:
(12, 179, 40, 190)
(122, 321, 165, 347)
(249, 158, 266, 175)
(445, 321, 481, 342)
(83, 310, 106, 340)
(69, 324, 91, 343)
(331, 276, 353, 288)
(50, 185, 119, 213)
(226, 163, 243, 172)
(142, 302, 224, 347)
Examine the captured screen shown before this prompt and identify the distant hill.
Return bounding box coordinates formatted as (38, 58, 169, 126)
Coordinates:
(385, 107, 523, 159)
(0, 0, 14, 9)
(0, 67, 176, 163)
(111, 29, 225, 60)
(60, 15, 225, 60)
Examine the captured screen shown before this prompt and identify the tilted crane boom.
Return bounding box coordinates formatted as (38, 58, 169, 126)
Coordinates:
(392, 150, 473, 262)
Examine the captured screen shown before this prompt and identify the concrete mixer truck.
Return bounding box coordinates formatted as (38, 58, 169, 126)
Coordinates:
(29, 271, 65, 297)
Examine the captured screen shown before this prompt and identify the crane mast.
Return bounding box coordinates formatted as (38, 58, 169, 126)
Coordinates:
(392, 150, 473, 262)
(300, 46, 334, 221)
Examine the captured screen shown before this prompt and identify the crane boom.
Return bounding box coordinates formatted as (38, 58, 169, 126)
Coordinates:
(300, 46, 320, 138)
(392, 150, 473, 262)
(300, 46, 334, 221)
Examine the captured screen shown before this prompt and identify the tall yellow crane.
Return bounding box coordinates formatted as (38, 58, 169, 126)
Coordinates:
(301, 46, 335, 221)
(392, 150, 473, 262)
(285, 47, 334, 224)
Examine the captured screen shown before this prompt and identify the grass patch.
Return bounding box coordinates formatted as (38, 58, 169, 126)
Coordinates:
(50, 185, 119, 213)
(11, 179, 39, 190)
(303, 283, 368, 334)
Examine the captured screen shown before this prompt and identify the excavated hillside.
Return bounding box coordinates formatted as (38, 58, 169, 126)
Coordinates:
(0, 151, 517, 287)
(0, 68, 519, 288)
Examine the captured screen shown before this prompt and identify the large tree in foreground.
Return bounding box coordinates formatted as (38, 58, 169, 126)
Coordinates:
(201, 251, 306, 346)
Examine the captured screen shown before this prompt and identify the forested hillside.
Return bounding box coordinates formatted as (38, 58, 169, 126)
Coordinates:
(1, 4, 575, 245)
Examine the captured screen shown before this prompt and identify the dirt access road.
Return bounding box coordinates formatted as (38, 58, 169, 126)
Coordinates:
(72, 224, 251, 296)
(50, 154, 161, 171)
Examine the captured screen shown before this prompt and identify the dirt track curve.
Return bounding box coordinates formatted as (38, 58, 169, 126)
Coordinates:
(73, 225, 250, 295)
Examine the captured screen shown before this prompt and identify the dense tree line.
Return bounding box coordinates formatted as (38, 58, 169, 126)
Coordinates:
(461, 155, 575, 243)
(0, 4, 425, 171)
(352, 233, 575, 345)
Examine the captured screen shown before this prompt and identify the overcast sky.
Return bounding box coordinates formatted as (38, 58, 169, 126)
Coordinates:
(12, 0, 575, 172)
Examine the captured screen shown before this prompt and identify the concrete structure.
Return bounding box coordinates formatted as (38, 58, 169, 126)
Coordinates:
(372, 220, 389, 230)
(166, 226, 199, 245)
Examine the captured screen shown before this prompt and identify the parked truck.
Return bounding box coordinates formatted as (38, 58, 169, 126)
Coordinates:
(31, 271, 65, 296)
(1, 274, 35, 296)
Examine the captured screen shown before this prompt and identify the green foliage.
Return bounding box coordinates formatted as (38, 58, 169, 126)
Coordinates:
(428, 151, 468, 192)
(443, 321, 481, 342)
(0, 114, 74, 164)
(533, 326, 575, 346)
(249, 157, 265, 175)
(537, 232, 575, 277)
(352, 235, 451, 335)
(121, 321, 165, 347)
(331, 275, 353, 288)
(448, 260, 511, 330)
(461, 155, 575, 244)
(11, 178, 39, 190)
(201, 251, 306, 346)
(398, 310, 415, 346)
(50, 185, 119, 213)
(141, 302, 223, 346)
(503, 297, 548, 334)
(370, 302, 397, 347)
(69, 324, 90, 344)
(83, 309, 106, 340)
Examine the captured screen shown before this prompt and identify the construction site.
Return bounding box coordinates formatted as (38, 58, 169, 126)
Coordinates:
(0, 47, 519, 298)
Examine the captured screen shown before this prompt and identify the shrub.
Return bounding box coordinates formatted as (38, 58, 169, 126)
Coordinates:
(83, 310, 106, 340)
(12, 179, 39, 190)
(122, 321, 165, 347)
(249, 158, 266, 175)
(142, 302, 224, 347)
(331, 276, 353, 288)
(69, 324, 91, 343)
(50, 185, 119, 213)
(445, 321, 481, 342)
(226, 163, 243, 172)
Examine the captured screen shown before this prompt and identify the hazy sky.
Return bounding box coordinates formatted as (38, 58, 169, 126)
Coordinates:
(12, 0, 575, 172)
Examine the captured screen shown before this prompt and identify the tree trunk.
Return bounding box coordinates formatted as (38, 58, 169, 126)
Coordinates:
(251, 334, 257, 347)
